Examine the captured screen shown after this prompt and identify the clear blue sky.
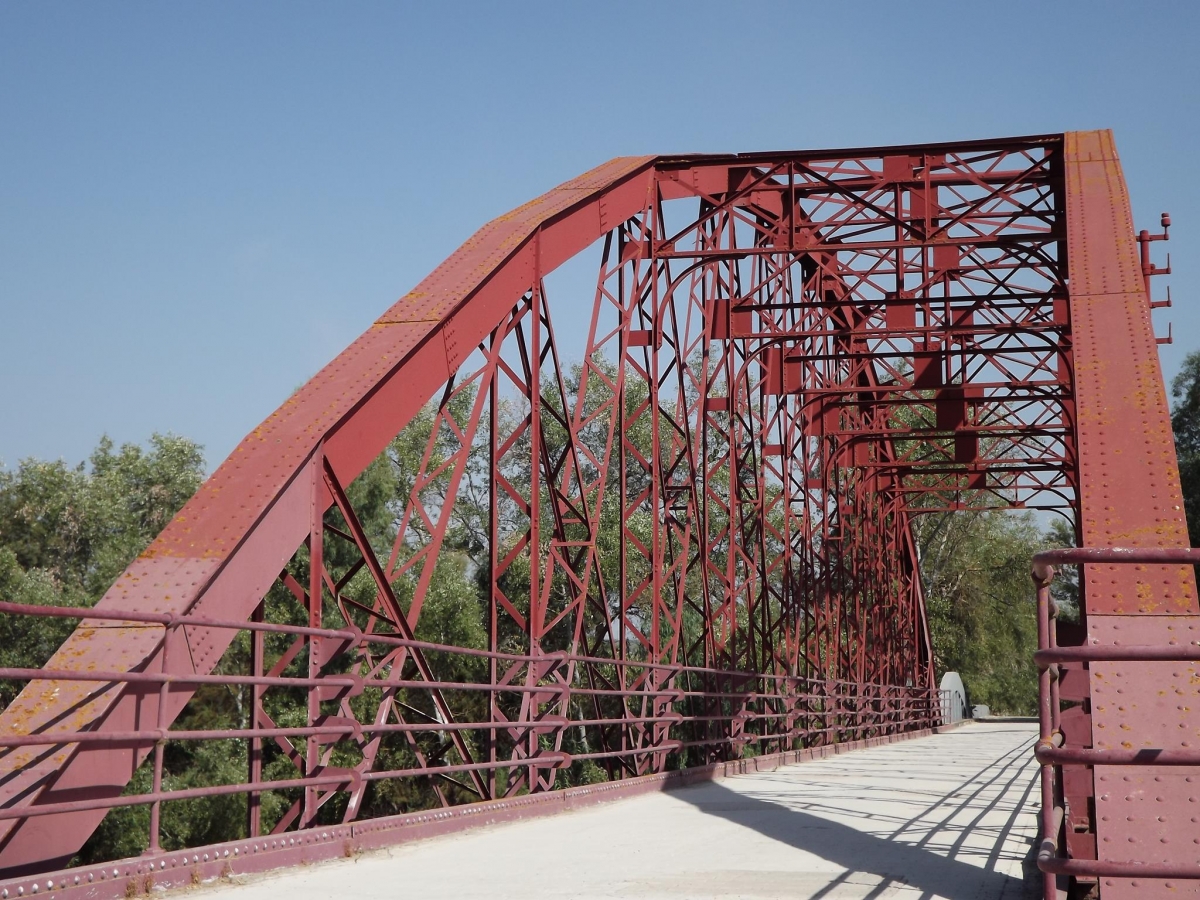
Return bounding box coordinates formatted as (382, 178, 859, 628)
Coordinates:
(2, 2, 1198, 471)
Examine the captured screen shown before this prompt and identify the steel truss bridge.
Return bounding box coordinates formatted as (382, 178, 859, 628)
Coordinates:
(0, 131, 1195, 899)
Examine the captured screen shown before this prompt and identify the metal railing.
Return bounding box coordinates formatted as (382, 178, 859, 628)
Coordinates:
(1032, 547, 1200, 898)
(0, 598, 945, 874)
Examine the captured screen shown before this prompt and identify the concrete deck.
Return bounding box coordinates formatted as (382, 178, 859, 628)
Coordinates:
(204, 721, 1041, 899)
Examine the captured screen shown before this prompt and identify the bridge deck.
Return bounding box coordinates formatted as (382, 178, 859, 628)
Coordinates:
(201, 722, 1040, 900)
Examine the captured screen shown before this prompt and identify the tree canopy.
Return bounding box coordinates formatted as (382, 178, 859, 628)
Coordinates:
(1172, 350, 1200, 545)
(0, 405, 1056, 864)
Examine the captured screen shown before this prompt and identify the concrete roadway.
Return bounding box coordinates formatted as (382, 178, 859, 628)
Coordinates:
(204, 721, 1041, 899)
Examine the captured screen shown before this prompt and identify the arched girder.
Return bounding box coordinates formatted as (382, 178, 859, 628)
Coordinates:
(2, 133, 1176, 882)
(0, 154, 662, 871)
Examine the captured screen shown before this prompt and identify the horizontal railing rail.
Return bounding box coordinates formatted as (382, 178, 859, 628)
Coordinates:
(1032, 546, 1200, 899)
(0, 597, 945, 871)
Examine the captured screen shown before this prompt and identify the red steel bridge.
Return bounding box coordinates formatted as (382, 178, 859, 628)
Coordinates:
(0, 130, 1195, 899)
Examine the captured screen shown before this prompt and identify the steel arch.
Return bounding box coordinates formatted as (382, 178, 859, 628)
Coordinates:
(0, 132, 1193, 900)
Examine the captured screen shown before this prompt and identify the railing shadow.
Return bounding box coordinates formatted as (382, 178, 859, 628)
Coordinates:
(670, 728, 1040, 899)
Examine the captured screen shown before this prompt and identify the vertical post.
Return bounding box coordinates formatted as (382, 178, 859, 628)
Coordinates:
(648, 232, 662, 717)
(145, 625, 170, 855)
(528, 259, 544, 780)
(305, 447, 324, 828)
(1048, 596, 1061, 737)
(1034, 564, 1058, 900)
(724, 254, 738, 740)
(488, 330, 500, 799)
(529, 286, 542, 654)
(618, 252, 629, 764)
(247, 599, 264, 838)
(698, 248, 712, 754)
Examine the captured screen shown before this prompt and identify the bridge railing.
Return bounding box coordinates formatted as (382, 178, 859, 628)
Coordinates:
(0, 598, 943, 871)
(1032, 547, 1200, 899)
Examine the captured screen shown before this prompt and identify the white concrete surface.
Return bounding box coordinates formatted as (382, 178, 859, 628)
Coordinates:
(203, 721, 1041, 899)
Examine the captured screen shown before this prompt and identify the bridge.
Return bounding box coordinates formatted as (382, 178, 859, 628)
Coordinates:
(0, 130, 1195, 899)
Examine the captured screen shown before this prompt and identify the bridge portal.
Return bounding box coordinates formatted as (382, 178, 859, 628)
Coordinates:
(0, 131, 1193, 899)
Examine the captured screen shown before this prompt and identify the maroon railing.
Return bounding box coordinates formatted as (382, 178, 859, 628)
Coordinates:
(0, 598, 943, 879)
(1032, 547, 1200, 898)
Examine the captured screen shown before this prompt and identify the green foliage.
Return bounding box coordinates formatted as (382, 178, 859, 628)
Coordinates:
(0, 434, 212, 862)
(1042, 517, 1080, 624)
(1171, 350, 1200, 545)
(0, 547, 78, 705)
(913, 344, 1200, 712)
(0, 435, 205, 704)
(0, 434, 204, 598)
(916, 510, 1043, 715)
(0, 361, 1075, 860)
(890, 383, 1050, 717)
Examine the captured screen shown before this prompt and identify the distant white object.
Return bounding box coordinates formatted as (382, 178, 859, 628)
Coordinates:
(939, 672, 967, 724)
(972, 704, 990, 719)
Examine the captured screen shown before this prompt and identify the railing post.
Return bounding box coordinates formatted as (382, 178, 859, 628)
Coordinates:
(145, 622, 171, 856)
(304, 447, 324, 828)
(248, 600, 264, 838)
(1034, 561, 1058, 900)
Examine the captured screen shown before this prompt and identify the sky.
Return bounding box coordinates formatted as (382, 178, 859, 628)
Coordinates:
(2, 2, 1199, 472)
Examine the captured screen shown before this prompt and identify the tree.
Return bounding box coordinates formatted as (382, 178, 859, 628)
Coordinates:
(1042, 516, 1080, 624)
(1171, 350, 1200, 545)
(885, 381, 1049, 716)
(0, 360, 1067, 860)
(0, 435, 205, 703)
(0, 435, 208, 861)
(914, 509, 1044, 715)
